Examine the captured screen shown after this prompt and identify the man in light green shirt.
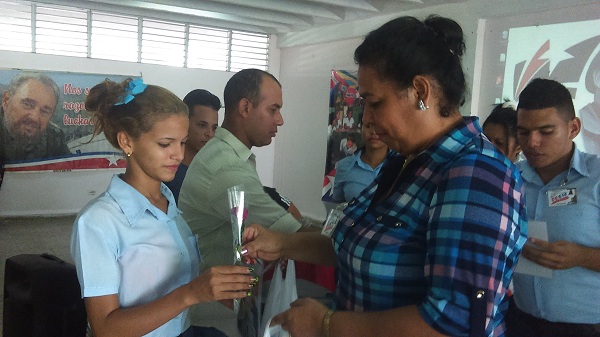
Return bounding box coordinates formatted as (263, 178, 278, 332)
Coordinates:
(179, 69, 306, 336)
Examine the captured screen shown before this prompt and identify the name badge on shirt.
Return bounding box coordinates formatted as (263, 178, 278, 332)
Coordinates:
(547, 188, 577, 207)
(321, 203, 347, 237)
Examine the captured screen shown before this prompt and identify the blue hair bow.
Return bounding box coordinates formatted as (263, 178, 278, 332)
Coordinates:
(114, 78, 148, 106)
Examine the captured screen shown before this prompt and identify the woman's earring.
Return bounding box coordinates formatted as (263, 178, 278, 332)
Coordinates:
(126, 152, 131, 157)
(418, 99, 429, 111)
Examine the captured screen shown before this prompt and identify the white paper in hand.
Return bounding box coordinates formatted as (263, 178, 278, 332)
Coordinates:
(515, 220, 553, 278)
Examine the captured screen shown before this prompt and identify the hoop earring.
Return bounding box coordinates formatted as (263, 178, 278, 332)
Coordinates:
(418, 99, 429, 111)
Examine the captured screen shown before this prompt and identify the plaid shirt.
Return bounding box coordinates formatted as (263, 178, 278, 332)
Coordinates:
(332, 117, 527, 337)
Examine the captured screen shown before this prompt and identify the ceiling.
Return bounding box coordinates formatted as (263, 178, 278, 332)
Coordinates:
(38, 0, 466, 35)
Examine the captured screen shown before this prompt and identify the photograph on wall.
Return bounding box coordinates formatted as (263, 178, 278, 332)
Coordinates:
(322, 70, 364, 202)
(502, 19, 600, 155)
(0, 69, 139, 172)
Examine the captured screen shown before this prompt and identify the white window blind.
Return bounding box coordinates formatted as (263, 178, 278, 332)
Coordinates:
(0, 0, 270, 72)
(91, 12, 139, 62)
(230, 31, 269, 72)
(142, 19, 185, 66)
(35, 4, 88, 57)
(0, 1, 32, 52)
(187, 25, 229, 71)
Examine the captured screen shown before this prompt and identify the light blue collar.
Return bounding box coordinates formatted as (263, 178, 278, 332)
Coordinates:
(107, 174, 181, 227)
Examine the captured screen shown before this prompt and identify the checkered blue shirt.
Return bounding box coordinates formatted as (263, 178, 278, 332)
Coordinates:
(332, 117, 527, 337)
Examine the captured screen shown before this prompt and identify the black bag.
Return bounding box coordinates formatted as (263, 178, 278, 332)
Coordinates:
(3, 253, 87, 337)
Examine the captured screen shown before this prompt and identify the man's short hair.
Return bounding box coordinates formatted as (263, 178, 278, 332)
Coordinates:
(517, 78, 575, 121)
(182, 89, 221, 116)
(223, 68, 280, 113)
(6, 72, 60, 108)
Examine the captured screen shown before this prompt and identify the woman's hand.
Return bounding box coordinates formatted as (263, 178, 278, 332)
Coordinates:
(187, 265, 253, 304)
(241, 224, 286, 264)
(271, 298, 330, 337)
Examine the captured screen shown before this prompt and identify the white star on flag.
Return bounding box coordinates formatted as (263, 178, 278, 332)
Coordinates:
(107, 154, 120, 167)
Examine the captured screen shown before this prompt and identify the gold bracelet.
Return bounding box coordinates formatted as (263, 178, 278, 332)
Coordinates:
(322, 309, 334, 337)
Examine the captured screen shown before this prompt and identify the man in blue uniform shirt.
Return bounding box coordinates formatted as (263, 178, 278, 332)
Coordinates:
(507, 78, 600, 337)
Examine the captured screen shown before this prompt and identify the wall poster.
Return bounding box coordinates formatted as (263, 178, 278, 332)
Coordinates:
(322, 70, 364, 202)
(0, 69, 139, 185)
(503, 19, 600, 155)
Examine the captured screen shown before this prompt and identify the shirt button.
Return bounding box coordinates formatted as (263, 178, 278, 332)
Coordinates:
(349, 200, 356, 205)
(395, 222, 403, 227)
(376, 216, 382, 221)
(350, 222, 355, 227)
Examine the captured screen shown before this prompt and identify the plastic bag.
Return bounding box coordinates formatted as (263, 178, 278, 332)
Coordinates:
(260, 259, 298, 337)
(262, 317, 285, 337)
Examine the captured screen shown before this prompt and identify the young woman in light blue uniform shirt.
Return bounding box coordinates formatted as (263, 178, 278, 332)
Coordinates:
(70, 78, 254, 337)
(332, 120, 389, 203)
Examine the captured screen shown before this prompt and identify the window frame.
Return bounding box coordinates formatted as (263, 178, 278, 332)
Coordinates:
(0, 0, 270, 72)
